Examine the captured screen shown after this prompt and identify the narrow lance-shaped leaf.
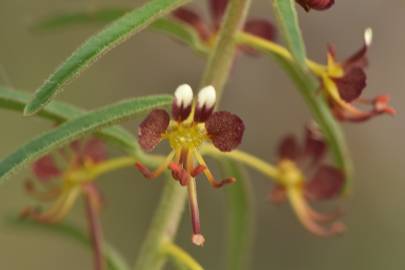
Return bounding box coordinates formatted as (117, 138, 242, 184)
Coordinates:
(24, 0, 189, 115)
(0, 85, 138, 153)
(5, 217, 130, 270)
(33, 8, 208, 54)
(272, 0, 307, 69)
(219, 159, 254, 270)
(0, 94, 172, 183)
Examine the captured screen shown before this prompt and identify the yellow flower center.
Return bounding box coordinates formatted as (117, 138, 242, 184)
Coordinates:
(278, 159, 304, 187)
(165, 122, 207, 151)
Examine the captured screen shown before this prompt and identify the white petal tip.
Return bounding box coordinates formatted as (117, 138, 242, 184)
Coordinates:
(174, 84, 193, 107)
(197, 85, 216, 108)
(364, 28, 373, 46)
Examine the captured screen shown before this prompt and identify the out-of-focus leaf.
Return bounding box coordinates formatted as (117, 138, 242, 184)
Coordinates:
(33, 9, 208, 54)
(220, 159, 254, 270)
(273, 0, 307, 69)
(0, 95, 172, 183)
(24, 0, 189, 115)
(0, 85, 138, 153)
(5, 217, 130, 270)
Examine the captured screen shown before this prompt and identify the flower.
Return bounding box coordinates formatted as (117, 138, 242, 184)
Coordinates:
(172, 0, 276, 53)
(269, 124, 346, 236)
(313, 28, 396, 122)
(295, 0, 335, 12)
(22, 138, 106, 223)
(135, 84, 245, 245)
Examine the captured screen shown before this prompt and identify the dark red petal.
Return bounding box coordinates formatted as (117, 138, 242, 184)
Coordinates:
(205, 111, 245, 152)
(32, 155, 61, 180)
(82, 138, 107, 163)
(334, 68, 367, 102)
(172, 8, 211, 41)
(304, 124, 327, 164)
(209, 0, 228, 29)
(244, 19, 276, 41)
(138, 109, 170, 151)
(305, 165, 344, 200)
(343, 45, 368, 71)
(296, 0, 335, 11)
(277, 135, 300, 161)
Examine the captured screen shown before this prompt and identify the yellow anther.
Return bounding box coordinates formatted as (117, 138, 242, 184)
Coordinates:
(165, 123, 207, 151)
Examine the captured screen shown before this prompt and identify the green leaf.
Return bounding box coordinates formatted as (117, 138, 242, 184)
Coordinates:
(273, 54, 352, 192)
(33, 8, 208, 55)
(219, 159, 253, 270)
(0, 85, 138, 153)
(24, 0, 189, 115)
(0, 94, 172, 183)
(5, 217, 130, 270)
(272, 0, 307, 69)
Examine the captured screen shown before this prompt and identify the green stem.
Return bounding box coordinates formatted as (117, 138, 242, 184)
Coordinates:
(133, 1, 252, 269)
(200, 0, 252, 102)
(133, 178, 187, 270)
(162, 242, 204, 270)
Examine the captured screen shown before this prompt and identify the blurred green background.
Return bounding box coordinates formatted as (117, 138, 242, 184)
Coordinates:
(0, 0, 404, 269)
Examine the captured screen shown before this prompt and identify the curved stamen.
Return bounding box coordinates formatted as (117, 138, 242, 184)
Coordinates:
(193, 149, 235, 188)
(23, 187, 81, 223)
(135, 150, 176, 179)
(24, 180, 61, 202)
(287, 187, 345, 237)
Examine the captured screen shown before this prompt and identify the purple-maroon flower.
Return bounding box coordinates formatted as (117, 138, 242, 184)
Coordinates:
(316, 29, 396, 122)
(172, 0, 276, 53)
(269, 124, 346, 237)
(22, 138, 106, 223)
(135, 84, 245, 245)
(296, 0, 335, 12)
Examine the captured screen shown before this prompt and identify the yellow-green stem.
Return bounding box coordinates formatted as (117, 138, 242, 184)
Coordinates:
(236, 32, 326, 75)
(162, 242, 204, 270)
(201, 146, 281, 183)
(200, 0, 252, 102)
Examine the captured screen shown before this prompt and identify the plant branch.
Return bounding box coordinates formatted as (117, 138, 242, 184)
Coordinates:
(133, 1, 253, 269)
(200, 0, 252, 102)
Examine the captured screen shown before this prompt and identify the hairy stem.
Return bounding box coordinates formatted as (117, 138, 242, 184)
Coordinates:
(200, 0, 252, 102)
(133, 1, 252, 269)
(84, 187, 105, 270)
(133, 179, 187, 270)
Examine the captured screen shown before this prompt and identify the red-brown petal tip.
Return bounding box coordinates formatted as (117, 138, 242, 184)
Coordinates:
(138, 109, 170, 151)
(296, 0, 335, 12)
(277, 135, 300, 161)
(172, 8, 211, 41)
(244, 19, 276, 41)
(304, 123, 327, 164)
(82, 138, 107, 163)
(32, 155, 61, 180)
(305, 165, 344, 200)
(209, 0, 228, 28)
(205, 111, 245, 152)
(334, 68, 367, 102)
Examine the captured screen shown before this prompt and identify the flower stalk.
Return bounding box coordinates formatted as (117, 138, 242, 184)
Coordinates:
(84, 185, 105, 270)
(133, 0, 253, 268)
(201, 0, 252, 101)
